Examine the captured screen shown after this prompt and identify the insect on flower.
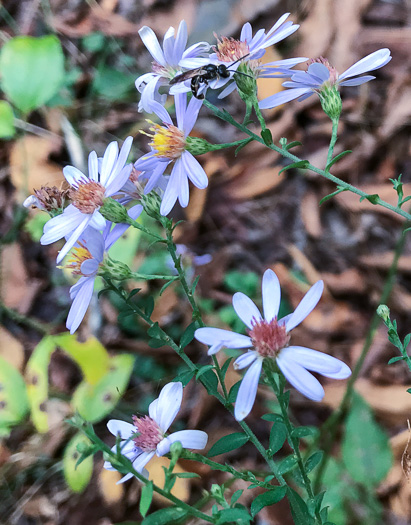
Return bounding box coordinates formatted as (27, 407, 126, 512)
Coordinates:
(169, 54, 252, 99)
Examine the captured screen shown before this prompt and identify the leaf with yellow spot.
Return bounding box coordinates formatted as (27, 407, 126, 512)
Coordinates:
(25, 336, 55, 432)
(72, 354, 134, 422)
(52, 333, 110, 385)
(0, 355, 29, 436)
(63, 432, 94, 493)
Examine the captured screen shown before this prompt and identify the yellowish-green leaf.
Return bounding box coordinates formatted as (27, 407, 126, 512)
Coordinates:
(0, 100, 15, 138)
(0, 35, 64, 114)
(25, 336, 55, 432)
(63, 432, 93, 493)
(0, 355, 29, 434)
(52, 333, 110, 385)
(72, 354, 134, 422)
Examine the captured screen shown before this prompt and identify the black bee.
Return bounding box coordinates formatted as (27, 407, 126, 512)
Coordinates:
(169, 54, 251, 99)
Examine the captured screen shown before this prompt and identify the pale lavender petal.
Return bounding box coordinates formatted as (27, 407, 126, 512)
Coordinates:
(285, 280, 324, 332)
(148, 398, 159, 421)
(107, 420, 135, 439)
(263, 23, 298, 48)
(135, 151, 162, 171)
(66, 276, 95, 333)
(112, 136, 133, 177)
(116, 472, 135, 484)
(88, 151, 99, 182)
(263, 57, 308, 68)
(175, 92, 187, 130)
(181, 152, 208, 189)
(41, 205, 84, 244)
(88, 210, 106, 230)
(135, 72, 157, 91)
(339, 76, 375, 87)
(105, 164, 132, 196)
(139, 76, 164, 114)
(56, 215, 92, 263)
(183, 95, 203, 136)
(160, 175, 178, 216)
(249, 28, 265, 51)
(266, 13, 290, 36)
(149, 99, 173, 125)
(81, 228, 105, 260)
(240, 22, 252, 43)
(178, 57, 212, 68)
(232, 292, 262, 329)
(172, 159, 189, 208)
(155, 381, 183, 432)
(277, 356, 324, 401)
(132, 451, 155, 473)
(234, 358, 263, 421)
(144, 162, 168, 194)
(63, 165, 86, 187)
(80, 258, 99, 276)
(156, 430, 208, 456)
(262, 269, 281, 322)
(233, 351, 258, 370)
(339, 48, 391, 80)
(181, 41, 210, 60)
(307, 63, 330, 82)
(139, 26, 166, 66)
(100, 141, 119, 186)
(194, 327, 252, 350)
(280, 346, 351, 379)
(23, 195, 43, 209)
(259, 87, 313, 109)
(173, 20, 188, 63)
(162, 26, 175, 64)
(218, 82, 237, 99)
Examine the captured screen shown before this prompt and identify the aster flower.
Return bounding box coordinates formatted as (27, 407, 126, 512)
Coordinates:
(195, 269, 351, 421)
(40, 138, 133, 264)
(176, 14, 306, 99)
(104, 382, 208, 483)
(259, 48, 392, 110)
(136, 20, 210, 113)
(134, 93, 207, 216)
(65, 205, 142, 334)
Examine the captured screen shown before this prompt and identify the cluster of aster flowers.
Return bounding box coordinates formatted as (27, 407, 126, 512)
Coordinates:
(24, 13, 395, 485)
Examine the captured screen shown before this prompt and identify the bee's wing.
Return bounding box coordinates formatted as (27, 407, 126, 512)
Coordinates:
(169, 68, 205, 85)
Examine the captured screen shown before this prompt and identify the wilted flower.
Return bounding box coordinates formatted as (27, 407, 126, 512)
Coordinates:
(136, 20, 210, 113)
(40, 138, 133, 263)
(23, 186, 69, 213)
(195, 269, 351, 421)
(259, 48, 392, 111)
(104, 382, 208, 483)
(134, 93, 207, 216)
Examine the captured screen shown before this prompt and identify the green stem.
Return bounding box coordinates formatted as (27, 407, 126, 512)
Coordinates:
(209, 137, 253, 151)
(203, 100, 411, 222)
(130, 273, 179, 282)
(313, 220, 409, 491)
(126, 216, 164, 242)
(326, 117, 339, 169)
(252, 97, 267, 131)
(265, 366, 323, 525)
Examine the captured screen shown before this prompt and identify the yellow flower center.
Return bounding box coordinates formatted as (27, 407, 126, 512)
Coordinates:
(142, 121, 186, 160)
(65, 242, 93, 275)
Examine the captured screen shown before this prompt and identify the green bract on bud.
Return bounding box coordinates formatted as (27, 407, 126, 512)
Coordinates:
(99, 256, 132, 281)
(185, 136, 218, 156)
(377, 304, 391, 323)
(141, 191, 162, 220)
(318, 85, 342, 120)
(100, 197, 130, 224)
(234, 62, 257, 101)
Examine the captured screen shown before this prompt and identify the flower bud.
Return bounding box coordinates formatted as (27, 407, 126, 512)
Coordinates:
(377, 304, 391, 323)
(234, 63, 258, 101)
(141, 191, 162, 220)
(100, 198, 130, 224)
(185, 136, 217, 156)
(99, 257, 133, 281)
(318, 85, 342, 120)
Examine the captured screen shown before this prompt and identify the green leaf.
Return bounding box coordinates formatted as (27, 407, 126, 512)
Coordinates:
(220, 357, 233, 380)
(261, 128, 273, 146)
(360, 194, 379, 205)
(0, 356, 29, 434)
(387, 356, 406, 365)
(319, 186, 347, 206)
(92, 66, 136, 101)
(230, 489, 243, 506)
(0, 35, 64, 113)
(268, 421, 287, 456)
(142, 507, 187, 524)
(285, 141, 302, 151)
(0, 100, 15, 138)
(208, 432, 249, 457)
(228, 381, 241, 403)
(173, 369, 195, 386)
(325, 150, 352, 171)
(200, 368, 219, 395)
(404, 333, 411, 350)
(261, 413, 283, 423)
(180, 322, 197, 349)
(63, 432, 93, 493)
(287, 487, 315, 525)
(291, 426, 317, 439)
(196, 365, 215, 380)
(139, 481, 153, 517)
(278, 454, 298, 475)
(72, 354, 134, 423)
(342, 393, 393, 486)
(215, 507, 252, 524)
(26, 336, 56, 432)
(305, 451, 323, 473)
(279, 160, 309, 175)
(251, 486, 287, 517)
(173, 472, 200, 479)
